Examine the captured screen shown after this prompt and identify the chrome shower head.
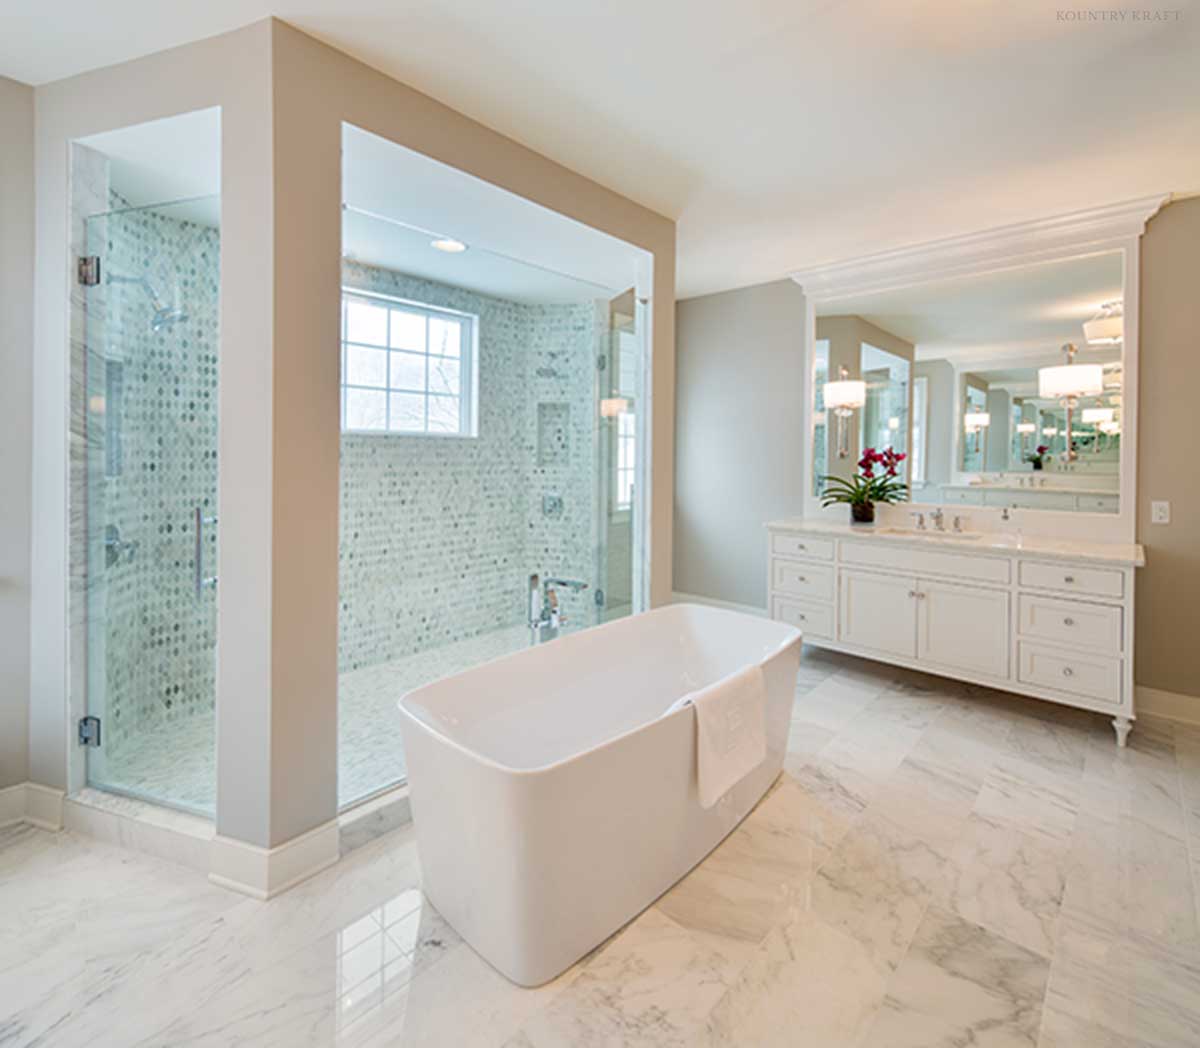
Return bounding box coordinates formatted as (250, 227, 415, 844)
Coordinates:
(151, 307, 189, 332)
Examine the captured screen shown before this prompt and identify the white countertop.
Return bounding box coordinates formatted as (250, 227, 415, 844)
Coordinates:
(942, 483, 1119, 497)
(765, 517, 1145, 567)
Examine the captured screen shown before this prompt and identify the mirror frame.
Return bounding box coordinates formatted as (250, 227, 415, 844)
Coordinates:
(790, 195, 1168, 545)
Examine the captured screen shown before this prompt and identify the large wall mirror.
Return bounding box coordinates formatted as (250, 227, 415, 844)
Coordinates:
(810, 250, 1125, 515)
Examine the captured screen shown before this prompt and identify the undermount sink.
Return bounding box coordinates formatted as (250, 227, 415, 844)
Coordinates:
(875, 527, 984, 541)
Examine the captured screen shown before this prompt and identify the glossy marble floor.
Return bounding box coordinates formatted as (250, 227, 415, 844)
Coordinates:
(5, 648, 1200, 1047)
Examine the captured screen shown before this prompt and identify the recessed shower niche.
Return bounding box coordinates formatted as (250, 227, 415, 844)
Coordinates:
(537, 402, 571, 466)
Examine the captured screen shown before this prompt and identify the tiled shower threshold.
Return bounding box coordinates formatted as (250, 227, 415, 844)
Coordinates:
(91, 615, 627, 816)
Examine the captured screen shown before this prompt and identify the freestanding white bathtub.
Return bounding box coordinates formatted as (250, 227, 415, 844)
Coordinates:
(397, 603, 802, 986)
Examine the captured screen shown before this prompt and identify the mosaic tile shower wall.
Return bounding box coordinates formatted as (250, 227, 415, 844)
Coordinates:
(339, 261, 603, 671)
(86, 194, 220, 749)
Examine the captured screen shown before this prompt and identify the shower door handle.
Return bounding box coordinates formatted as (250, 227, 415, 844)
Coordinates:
(194, 506, 218, 598)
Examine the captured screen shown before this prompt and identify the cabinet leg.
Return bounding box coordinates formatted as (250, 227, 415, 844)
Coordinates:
(1112, 716, 1133, 748)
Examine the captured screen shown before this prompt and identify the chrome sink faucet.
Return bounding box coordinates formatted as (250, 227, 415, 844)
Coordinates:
(929, 508, 945, 532)
(529, 573, 589, 643)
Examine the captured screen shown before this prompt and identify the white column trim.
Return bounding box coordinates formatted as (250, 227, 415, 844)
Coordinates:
(209, 818, 340, 900)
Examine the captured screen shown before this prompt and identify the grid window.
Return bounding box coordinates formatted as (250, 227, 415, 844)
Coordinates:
(616, 412, 636, 510)
(341, 290, 477, 436)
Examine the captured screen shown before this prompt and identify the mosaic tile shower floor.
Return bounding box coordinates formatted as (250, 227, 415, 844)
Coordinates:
(96, 621, 608, 815)
(7, 647, 1200, 1046)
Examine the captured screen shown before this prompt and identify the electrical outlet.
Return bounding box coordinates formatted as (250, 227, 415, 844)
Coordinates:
(1151, 500, 1171, 525)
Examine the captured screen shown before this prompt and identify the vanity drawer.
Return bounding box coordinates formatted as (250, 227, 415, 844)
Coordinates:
(1017, 641, 1122, 705)
(771, 533, 835, 562)
(1018, 560, 1124, 599)
(772, 560, 834, 601)
(841, 541, 1010, 585)
(1078, 494, 1119, 513)
(772, 596, 833, 639)
(1017, 594, 1123, 652)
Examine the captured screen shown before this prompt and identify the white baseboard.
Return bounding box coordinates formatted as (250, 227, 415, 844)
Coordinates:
(209, 818, 340, 900)
(671, 591, 767, 617)
(1137, 685, 1200, 726)
(0, 782, 66, 831)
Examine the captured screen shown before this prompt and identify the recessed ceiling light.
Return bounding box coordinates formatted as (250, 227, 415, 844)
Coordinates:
(431, 237, 467, 254)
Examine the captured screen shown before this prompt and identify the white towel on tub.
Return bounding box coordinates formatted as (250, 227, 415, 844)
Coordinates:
(664, 664, 768, 809)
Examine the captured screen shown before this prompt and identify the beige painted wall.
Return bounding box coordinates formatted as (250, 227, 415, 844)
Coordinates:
(674, 280, 806, 608)
(0, 76, 34, 789)
(28, 19, 675, 847)
(1136, 196, 1200, 700)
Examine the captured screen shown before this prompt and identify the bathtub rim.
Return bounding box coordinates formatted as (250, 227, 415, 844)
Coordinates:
(396, 603, 803, 779)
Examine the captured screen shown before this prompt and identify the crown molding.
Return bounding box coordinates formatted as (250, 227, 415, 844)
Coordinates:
(790, 195, 1170, 303)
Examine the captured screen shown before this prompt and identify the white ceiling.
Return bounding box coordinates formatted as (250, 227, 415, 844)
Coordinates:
(341, 125, 636, 302)
(5, 2, 1200, 298)
(820, 251, 1125, 369)
(76, 114, 639, 303)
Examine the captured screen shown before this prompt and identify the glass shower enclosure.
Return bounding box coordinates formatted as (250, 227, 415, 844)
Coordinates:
(82, 195, 221, 815)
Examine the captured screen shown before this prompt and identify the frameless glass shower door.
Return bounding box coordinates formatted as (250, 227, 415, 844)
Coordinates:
(595, 289, 645, 623)
(83, 196, 220, 815)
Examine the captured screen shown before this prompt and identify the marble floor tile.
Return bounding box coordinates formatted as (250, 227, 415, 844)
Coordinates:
(974, 756, 1080, 845)
(943, 813, 1067, 959)
(1062, 809, 1199, 948)
(863, 905, 1050, 1048)
(1003, 716, 1089, 779)
(4, 651, 1198, 1048)
(658, 780, 833, 950)
(703, 911, 888, 1048)
(812, 811, 953, 975)
(1040, 909, 1200, 1048)
(516, 908, 741, 1048)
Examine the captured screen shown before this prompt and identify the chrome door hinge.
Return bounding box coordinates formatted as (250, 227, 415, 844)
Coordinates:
(77, 255, 101, 287)
(78, 715, 101, 747)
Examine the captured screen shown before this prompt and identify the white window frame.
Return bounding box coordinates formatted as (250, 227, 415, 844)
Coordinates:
(340, 287, 479, 437)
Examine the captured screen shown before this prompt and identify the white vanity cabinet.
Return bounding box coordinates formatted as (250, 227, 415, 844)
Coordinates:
(767, 521, 1144, 745)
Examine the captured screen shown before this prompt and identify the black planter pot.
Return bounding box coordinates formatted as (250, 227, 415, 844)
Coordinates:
(851, 501, 876, 524)
(1032, 460, 1044, 471)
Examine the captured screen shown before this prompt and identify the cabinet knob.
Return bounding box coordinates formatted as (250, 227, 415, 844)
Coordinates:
(1064, 575, 1076, 584)
(1062, 666, 1074, 678)
(798, 576, 806, 583)
(1063, 617, 1075, 626)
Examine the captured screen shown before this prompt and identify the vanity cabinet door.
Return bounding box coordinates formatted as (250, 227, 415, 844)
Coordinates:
(916, 579, 1010, 680)
(838, 571, 918, 659)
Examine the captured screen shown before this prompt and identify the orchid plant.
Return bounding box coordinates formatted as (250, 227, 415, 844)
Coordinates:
(821, 447, 908, 523)
(1026, 444, 1050, 468)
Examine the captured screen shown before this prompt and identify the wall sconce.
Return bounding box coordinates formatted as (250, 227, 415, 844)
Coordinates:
(824, 365, 865, 458)
(1042, 426, 1059, 437)
(599, 397, 630, 418)
(1081, 407, 1115, 425)
(964, 411, 990, 454)
(1016, 420, 1036, 453)
(1038, 343, 1103, 461)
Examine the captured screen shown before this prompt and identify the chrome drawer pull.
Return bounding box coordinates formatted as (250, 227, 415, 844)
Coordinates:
(1063, 617, 1075, 626)
(1062, 667, 1074, 677)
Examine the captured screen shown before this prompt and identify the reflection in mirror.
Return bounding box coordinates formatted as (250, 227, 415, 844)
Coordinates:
(812, 318, 913, 496)
(812, 251, 1123, 514)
